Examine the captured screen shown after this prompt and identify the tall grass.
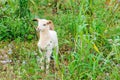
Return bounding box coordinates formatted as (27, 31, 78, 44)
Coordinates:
(0, 0, 120, 80)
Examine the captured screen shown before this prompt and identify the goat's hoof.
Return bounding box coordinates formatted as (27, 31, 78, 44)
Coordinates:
(46, 70, 49, 74)
(41, 66, 44, 70)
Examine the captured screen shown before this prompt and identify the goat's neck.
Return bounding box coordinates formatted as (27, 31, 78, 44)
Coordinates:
(39, 30, 50, 41)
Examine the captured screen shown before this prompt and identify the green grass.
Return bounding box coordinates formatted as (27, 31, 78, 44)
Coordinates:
(0, 0, 120, 80)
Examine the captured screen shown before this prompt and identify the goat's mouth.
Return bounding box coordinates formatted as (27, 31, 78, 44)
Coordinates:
(36, 28, 43, 32)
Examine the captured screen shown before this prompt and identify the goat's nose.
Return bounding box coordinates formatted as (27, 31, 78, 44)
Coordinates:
(36, 28, 39, 31)
(36, 28, 41, 32)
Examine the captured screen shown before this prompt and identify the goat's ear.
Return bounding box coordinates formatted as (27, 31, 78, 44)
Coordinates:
(47, 20, 54, 30)
(32, 18, 40, 21)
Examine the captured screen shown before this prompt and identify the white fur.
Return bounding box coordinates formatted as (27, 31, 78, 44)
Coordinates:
(34, 18, 58, 73)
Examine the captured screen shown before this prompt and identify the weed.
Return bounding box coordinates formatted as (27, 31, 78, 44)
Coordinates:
(0, 0, 120, 80)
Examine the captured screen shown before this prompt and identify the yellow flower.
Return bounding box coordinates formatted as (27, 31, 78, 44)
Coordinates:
(93, 44, 100, 53)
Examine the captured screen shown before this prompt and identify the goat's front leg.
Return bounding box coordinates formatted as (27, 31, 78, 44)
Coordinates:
(38, 48, 44, 70)
(45, 49, 52, 74)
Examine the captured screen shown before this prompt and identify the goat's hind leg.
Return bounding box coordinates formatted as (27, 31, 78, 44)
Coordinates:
(54, 46, 59, 66)
(45, 49, 52, 74)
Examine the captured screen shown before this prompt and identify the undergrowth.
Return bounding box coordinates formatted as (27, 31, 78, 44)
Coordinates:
(0, 0, 120, 80)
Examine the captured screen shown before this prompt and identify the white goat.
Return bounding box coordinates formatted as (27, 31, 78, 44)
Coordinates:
(33, 18, 58, 73)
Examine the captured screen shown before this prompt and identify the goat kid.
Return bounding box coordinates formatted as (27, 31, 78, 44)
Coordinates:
(33, 18, 58, 73)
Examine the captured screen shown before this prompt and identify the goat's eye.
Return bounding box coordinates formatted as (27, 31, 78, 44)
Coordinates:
(43, 24, 46, 26)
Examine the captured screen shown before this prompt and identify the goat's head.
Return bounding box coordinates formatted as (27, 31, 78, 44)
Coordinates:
(33, 18, 54, 32)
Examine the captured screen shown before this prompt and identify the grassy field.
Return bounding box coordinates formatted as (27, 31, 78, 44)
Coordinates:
(0, 0, 120, 80)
